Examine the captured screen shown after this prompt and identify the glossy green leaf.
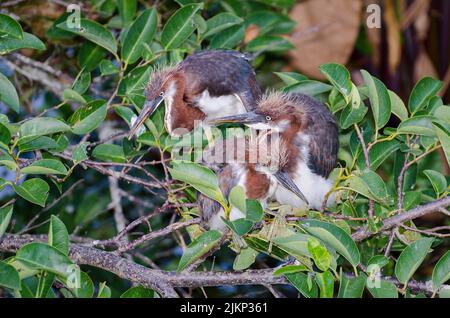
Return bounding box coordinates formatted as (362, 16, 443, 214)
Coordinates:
(338, 273, 366, 298)
(246, 35, 293, 52)
(21, 159, 68, 175)
(274, 72, 308, 86)
(72, 71, 91, 94)
(346, 170, 388, 204)
(92, 144, 125, 163)
(161, 4, 204, 50)
(69, 271, 94, 298)
(367, 140, 400, 170)
(121, 8, 157, 65)
(300, 219, 360, 267)
(121, 286, 154, 298)
(319, 63, 352, 103)
(366, 279, 398, 298)
(395, 238, 434, 284)
(97, 282, 111, 298)
(398, 115, 436, 137)
(57, 19, 117, 54)
(19, 117, 70, 138)
(69, 100, 107, 135)
(433, 122, 450, 167)
(177, 230, 222, 271)
(16, 243, 74, 278)
(423, 170, 447, 197)
(17, 136, 57, 153)
(245, 199, 264, 222)
(209, 24, 244, 49)
(0, 13, 23, 39)
(0, 261, 20, 290)
(169, 161, 226, 205)
(0, 204, 13, 238)
(361, 70, 391, 131)
(48, 215, 69, 255)
(432, 251, 450, 291)
(203, 13, 243, 38)
(63, 88, 86, 104)
(388, 90, 408, 120)
(409, 77, 443, 114)
(0, 72, 19, 113)
(315, 270, 335, 298)
(285, 272, 318, 298)
(284, 80, 332, 96)
(222, 218, 253, 236)
(78, 42, 108, 71)
(13, 178, 49, 207)
(307, 238, 330, 272)
(233, 247, 257, 270)
(273, 264, 308, 276)
(117, 0, 136, 27)
(0, 32, 45, 54)
(339, 101, 368, 129)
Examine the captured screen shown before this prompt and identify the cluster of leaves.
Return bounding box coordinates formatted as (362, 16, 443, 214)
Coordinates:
(0, 0, 449, 298)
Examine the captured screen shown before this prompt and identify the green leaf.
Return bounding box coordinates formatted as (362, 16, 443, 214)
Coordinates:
(0, 204, 13, 238)
(0, 72, 20, 112)
(233, 247, 257, 270)
(300, 219, 360, 267)
(222, 218, 253, 236)
(117, 0, 137, 27)
(19, 117, 70, 138)
(69, 100, 107, 135)
(118, 64, 151, 96)
(409, 77, 443, 114)
(121, 286, 154, 298)
(285, 272, 318, 298)
(366, 279, 398, 298)
(361, 70, 391, 131)
(121, 8, 157, 65)
(256, 0, 295, 9)
(21, 159, 68, 175)
(434, 122, 450, 167)
(169, 161, 226, 205)
(346, 170, 388, 204)
(161, 3, 204, 50)
(78, 42, 108, 72)
(423, 170, 447, 197)
(16, 242, 75, 279)
(284, 80, 332, 96)
(338, 273, 366, 298)
(17, 136, 57, 153)
(0, 32, 45, 54)
(35, 271, 55, 298)
(275, 72, 308, 86)
(72, 71, 91, 94)
(246, 35, 293, 52)
(398, 115, 436, 137)
(272, 233, 311, 260)
(209, 24, 244, 49)
(0, 261, 20, 290)
(69, 271, 94, 298)
(229, 185, 246, 213)
(395, 237, 434, 284)
(177, 230, 222, 271)
(0, 13, 23, 39)
(0, 122, 11, 149)
(57, 19, 117, 54)
(273, 264, 308, 276)
(315, 270, 335, 298)
(388, 90, 408, 120)
(339, 101, 368, 129)
(72, 143, 88, 162)
(307, 238, 330, 272)
(13, 178, 49, 207)
(203, 13, 243, 39)
(49, 215, 69, 255)
(92, 144, 125, 163)
(63, 88, 86, 104)
(246, 199, 264, 222)
(319, 63, 352, 103)
(367, 140, 400, 170)
(432, 251, 450, 291)
(97, 282, 111, 298)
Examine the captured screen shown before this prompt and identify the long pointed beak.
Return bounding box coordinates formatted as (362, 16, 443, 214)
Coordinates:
(128, 95, 164, 139)
(208, 111, 267, 125)
(274, 171, 309, 205)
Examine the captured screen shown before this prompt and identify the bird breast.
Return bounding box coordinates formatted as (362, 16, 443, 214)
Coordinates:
(194, 90, 246, 120)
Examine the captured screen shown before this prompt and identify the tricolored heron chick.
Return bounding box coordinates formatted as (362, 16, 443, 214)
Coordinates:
(199, 132, 308, 230)
(128, 50, 261, 138)
(209, 92, 339, 210)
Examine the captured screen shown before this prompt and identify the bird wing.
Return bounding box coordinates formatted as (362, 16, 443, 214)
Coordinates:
(293, 94, 339, 178)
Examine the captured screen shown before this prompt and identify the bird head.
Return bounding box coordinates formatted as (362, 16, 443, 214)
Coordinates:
(208, 91, 303, 133)
(128, 67, 177, 139)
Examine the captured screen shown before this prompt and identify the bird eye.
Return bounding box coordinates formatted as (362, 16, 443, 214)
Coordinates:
(159, 92, 164, 97)
(266, 116, 272, 121)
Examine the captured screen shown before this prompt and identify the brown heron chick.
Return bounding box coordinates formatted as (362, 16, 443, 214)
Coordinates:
(128, 50, 262, 138)
(199, 132, 308, 230)
(209, 92, 339, 210)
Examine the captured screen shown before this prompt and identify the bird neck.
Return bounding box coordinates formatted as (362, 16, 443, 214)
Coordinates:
(164, 73, 205, 135)
(244, 165, 270, 199)
(280, 121, 303, 172)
